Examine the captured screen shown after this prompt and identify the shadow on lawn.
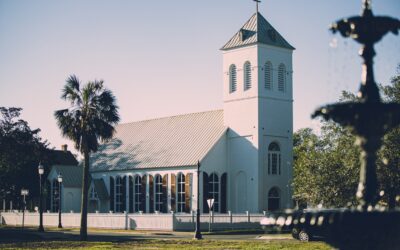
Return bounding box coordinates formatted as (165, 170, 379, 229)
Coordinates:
(0, 227, 145, 244)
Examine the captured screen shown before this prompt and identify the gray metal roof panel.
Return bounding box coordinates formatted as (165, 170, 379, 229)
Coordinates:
(90, 110, 227, 172)
(51, 165, 82, 188)
(221, 12, 295, 51)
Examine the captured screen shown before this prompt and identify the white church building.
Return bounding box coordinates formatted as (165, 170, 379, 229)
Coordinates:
(87, 11, 294, 215)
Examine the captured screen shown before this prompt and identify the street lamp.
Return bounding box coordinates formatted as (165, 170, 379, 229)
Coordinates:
(193, 160, 202, 240)
(57, 173, 63, 228)
(38, 162, 44, 232)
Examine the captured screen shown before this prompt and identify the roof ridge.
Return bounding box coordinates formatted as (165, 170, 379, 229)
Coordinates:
(118, 109, 223, 127)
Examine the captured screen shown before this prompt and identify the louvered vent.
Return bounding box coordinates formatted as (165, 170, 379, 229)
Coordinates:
(278, 63, 286, 92)
(244, 61, 252, 90)
(264, 61, 273, 90)
(229, 64, 237, 93)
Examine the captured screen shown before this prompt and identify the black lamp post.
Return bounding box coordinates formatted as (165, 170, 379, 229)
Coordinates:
(57, 173, 63, 228)
(194, 160, 202, 240)
(38, 162, 44, 232)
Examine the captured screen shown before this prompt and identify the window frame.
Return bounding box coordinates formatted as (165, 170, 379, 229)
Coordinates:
(278, 63, 286, 92)
(209, 173, 220, 212)
(268, 142, 281, 175)
(154, 174, 163, 212)
(134, 175, 142, 212)
(229, 64, 237, 93)
(115, 176, 123, 212)
(243, 61, 252, 91)
(264, 61, 273, 90)
(177, 173, 186, 213)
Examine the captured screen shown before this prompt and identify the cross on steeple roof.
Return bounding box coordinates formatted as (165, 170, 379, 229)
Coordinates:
(253, 0, 261, 13)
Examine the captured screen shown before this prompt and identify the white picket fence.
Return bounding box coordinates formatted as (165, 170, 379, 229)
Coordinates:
(0, 211, 264, 231)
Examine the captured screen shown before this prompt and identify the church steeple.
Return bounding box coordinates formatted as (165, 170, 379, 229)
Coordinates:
(221, 12, 295, 51)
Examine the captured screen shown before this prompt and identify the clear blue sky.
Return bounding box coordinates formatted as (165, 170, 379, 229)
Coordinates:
(0, 0, 399, 154)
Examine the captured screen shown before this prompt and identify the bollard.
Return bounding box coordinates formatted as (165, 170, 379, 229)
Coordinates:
(246, 211, 250, 223)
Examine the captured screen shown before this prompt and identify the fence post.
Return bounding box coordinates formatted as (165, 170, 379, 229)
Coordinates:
(124, 211, 128, 230)
(228, 210, 233, 230)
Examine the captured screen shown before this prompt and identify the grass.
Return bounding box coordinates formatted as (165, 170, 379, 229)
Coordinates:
(0, 239, 332, 250)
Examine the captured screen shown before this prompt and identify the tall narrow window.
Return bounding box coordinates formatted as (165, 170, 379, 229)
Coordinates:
(229, 64, 237, 93)
(243, 61, 252, 90)
(90, 186, 98, 200)
(268, 142, 281, 175)
(52, 179, 59, 212)
(278, 63, 286, 92)
(134, 175, 142, 212)
(177, 173, 186, 213)
(264, 61, 273, 90)
(209, 173, 219, 212)
(155, 175, 163, 212)
(268, 187, 280, 211)
(115, 176, 123, 212)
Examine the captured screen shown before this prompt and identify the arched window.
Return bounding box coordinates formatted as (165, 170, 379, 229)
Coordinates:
(268, 187, 280, 211)
(115, 176, 123, 212)
(243, 61, 252, 90)
(229, 64, 237, 93)
(268, 142, 281, 175)
(278, 63, 286, 92)
(177, 173, 186, 213)
(134, 175, 142, 212)
(155, 175, 163, 212)
(209, 173, 219, 212)
(264, 61, 273, 90)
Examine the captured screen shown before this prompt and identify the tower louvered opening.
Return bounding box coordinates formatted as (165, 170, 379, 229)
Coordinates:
(264, 61, 273, 90)
(229, 64, 237, 93)
(244, 61, 252, 90)
(278, 63, 286, 92)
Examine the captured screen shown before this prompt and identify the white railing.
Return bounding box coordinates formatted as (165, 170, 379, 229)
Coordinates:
(0, 211, 264, 231)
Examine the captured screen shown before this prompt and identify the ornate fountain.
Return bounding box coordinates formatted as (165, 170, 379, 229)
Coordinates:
(263, 1, 400, 249)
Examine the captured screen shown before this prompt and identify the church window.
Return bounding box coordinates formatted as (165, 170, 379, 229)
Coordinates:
(209, 173, 219, 212)
(177, 173, 186, 213)
(268, 142, 281, 175)
(52, 179, 60, 212)
(268, 187, 280, 211)
(134, 175, 142, 212)
(278, 63, 286, 92)
(115, 176, 123, 212)
(155, 175, 163, 212)
(229, 64, 237, 93)
(129, 176, 133, 213)
(89, 185, 98, 200)
(264, 61, 273, 90)
(244, 61, 252, 90)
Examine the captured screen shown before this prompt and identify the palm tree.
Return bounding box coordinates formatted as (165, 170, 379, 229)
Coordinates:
(55, 75, 119, 240)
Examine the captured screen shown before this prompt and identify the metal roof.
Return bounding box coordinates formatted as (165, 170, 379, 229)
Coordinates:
(90, 110, 227, 172)
(50, 165, 82, 188)
(221, 12, 295, 51)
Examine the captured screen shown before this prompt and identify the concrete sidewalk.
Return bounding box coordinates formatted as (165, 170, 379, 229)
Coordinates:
(0, 226, 291, 243)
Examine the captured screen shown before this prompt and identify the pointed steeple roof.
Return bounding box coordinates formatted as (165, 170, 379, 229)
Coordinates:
(221, 12, 295, 51)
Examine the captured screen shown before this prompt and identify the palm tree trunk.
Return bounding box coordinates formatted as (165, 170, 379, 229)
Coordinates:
(80, 150, 90, 241)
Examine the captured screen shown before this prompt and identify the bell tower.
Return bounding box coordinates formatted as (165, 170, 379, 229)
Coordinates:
(221, 10, 295, 212)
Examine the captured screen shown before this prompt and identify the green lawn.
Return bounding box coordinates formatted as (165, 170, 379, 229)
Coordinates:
(0, 239, 332, 250)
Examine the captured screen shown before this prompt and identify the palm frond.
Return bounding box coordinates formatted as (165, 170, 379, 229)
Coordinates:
(62, 75, 82, 105)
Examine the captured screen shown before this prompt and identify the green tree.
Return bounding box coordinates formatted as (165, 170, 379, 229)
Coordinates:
(378, 65, 400, 208)
(293, 65, 400, 209)
(0, 107, 48, 208)
(54, 75, 119, 240)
